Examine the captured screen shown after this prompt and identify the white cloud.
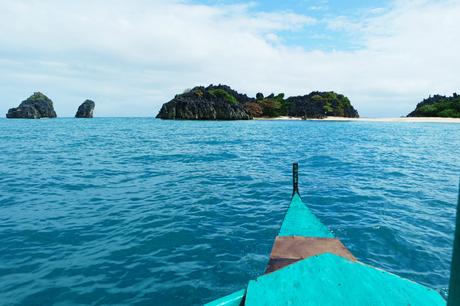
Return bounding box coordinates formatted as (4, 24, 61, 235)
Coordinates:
(0, 0, 459, 117)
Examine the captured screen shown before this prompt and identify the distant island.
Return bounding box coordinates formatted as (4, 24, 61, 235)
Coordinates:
(156, 84, 359, 120)
(407, 93, 460, 118)
(6, 92, 57, 119)
(6, 93, 97, 119)
(75, 100, 96, 118)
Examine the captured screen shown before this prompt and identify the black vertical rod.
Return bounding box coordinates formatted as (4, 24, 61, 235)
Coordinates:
(292, 163, 299, 195)
(448, 182, 460, 305)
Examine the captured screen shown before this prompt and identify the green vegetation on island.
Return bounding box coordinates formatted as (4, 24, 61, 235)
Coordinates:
(246, 91, 356, 118)
(156, 84, 359, 120)
(407, 93, 460, 118)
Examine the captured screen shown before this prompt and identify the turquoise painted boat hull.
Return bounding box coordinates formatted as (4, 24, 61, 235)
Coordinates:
(246, 253, 445, 305)
(204, 164, 446, 305)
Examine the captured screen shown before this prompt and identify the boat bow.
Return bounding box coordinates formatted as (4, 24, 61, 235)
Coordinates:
(205, 163, 446, 306)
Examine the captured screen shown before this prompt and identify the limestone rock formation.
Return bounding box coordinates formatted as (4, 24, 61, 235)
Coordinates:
(75, 100, 95, 118)
(156, 85, 253, 120)
(6, 92, 57, 119)
(286, 92, 359, 119)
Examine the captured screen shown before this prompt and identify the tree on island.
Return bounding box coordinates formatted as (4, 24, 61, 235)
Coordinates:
(407, 94, 460, 118)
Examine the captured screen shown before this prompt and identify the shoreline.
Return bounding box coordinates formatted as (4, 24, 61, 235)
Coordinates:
(254, 116, 460, 123)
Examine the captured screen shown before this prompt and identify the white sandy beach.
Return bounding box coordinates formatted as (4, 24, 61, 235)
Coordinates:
(254, 116, 460, 123)
(254, 116, 303, 121)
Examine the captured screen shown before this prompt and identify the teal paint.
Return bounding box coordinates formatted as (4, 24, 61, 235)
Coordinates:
(204, 289, 245, 306)
(279, 193, 334, 238)
(448, 182, 460, 306)
(245, 253, 446, 306)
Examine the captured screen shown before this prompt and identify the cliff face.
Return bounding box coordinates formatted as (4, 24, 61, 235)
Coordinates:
(6, 92, 57, 119)
(75, 100, 95, 118)
(407, 94, 460, 118)
(156, 85, 253, 120)
(156, 85, 359, 120)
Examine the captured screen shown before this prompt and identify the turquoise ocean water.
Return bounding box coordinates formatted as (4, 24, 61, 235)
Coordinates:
(0, 118, 459, 305)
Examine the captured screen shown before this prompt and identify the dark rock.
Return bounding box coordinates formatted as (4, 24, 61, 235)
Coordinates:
(75, 100, 95, 118)
(407, 94, 460, 118)
(6, 92, 57, 119)
(156, 85, 253, 120)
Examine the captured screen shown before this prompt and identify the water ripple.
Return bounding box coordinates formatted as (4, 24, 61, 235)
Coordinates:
(0, 118, 459, 305)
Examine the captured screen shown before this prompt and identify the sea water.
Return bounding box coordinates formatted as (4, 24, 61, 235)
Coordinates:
(0, 118, 459, 305)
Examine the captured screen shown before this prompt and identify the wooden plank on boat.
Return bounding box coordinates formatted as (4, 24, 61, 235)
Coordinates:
(265, 236, 356, 273)
(270, 236, 356, 260)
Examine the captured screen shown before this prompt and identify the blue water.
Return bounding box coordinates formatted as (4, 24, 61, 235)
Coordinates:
(0, 118, 459, 305)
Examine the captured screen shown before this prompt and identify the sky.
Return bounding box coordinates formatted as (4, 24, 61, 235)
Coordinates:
(0, 0, 459, 117)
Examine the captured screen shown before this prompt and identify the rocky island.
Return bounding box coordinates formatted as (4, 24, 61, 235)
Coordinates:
(75, 100, 95, 118)
(156, 84, 359, 120)
(407, 93, 460, 118)
(156, 85, 252, 120)
(6, 92, 57, 119)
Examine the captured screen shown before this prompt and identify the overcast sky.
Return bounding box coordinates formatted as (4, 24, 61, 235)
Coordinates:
(1, 0, 459, 117)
